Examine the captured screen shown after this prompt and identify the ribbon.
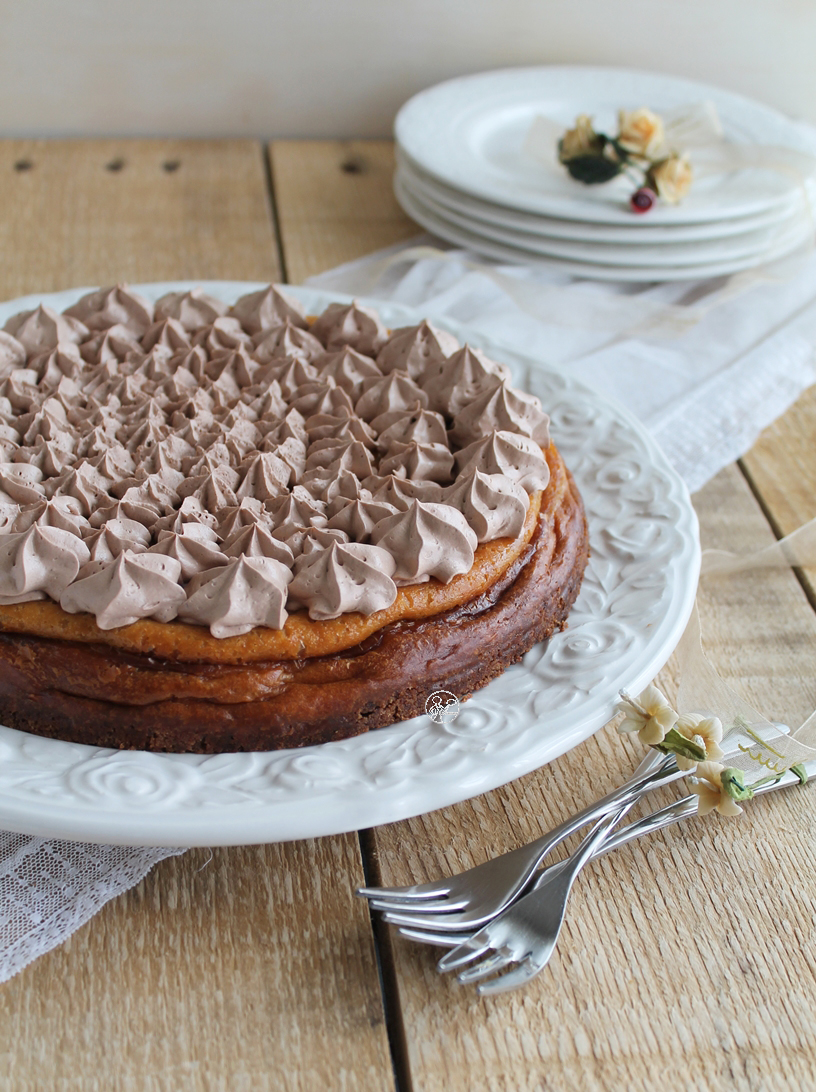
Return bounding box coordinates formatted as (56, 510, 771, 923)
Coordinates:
(675, 516, 816, 775)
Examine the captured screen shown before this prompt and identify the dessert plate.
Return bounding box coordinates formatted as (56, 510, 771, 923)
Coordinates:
(0, 282, 700, 847)
(396, 168, 811, 268)
(395, 66, 816, 225)
(395, 176, 813, 282)
(396, 150, 805, 245)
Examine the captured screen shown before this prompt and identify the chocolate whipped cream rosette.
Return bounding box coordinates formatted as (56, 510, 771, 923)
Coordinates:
(0, 285, 588, 752)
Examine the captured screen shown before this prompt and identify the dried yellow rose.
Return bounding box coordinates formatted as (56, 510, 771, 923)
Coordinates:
(650, 154, 693, 204)
(616, 685, 678, 746)
(559, 115, 600, 161)
(617, 108, 666, 158)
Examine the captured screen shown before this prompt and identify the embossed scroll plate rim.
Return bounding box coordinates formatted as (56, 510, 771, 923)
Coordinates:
(0, 283, 700, 846)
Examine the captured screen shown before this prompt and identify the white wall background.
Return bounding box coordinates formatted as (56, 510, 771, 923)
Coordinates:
(1, 0, 814, 137)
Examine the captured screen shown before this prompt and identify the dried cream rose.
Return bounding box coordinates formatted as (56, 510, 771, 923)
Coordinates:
(650, 154, 693, 204)
(674, 713, 724, 771)
(559, 115, 600, 161)
(616, 685, 678, 746)
(617, 108, 665, 158)
(691, 762, 743, 817)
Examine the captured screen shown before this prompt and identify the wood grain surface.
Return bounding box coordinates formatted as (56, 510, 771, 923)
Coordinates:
(270, 141, 417, 284)
(0, 140, 281, 298)
(0, 137, 815, 1092)
(741, 384, 816, 608)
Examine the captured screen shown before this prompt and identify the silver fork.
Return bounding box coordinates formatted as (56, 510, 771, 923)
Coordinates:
(359, 749, 686, 932)
(395, 793, 699, 950)
(405, 762, 814, 994)
(435, 803, 635, 996)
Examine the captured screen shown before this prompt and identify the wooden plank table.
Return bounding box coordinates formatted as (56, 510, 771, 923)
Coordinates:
(0, 139, 814, 1092)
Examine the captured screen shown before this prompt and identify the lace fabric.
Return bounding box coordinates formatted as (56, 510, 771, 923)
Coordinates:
(0, 833, 183, 983)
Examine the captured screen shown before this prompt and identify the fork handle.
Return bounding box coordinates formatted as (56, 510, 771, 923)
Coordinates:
(588, 796, 697, 861)
(516, 769, 805, 905)
(596, 760, 812, 859)
(511, 754, 687, 877)
(553, 799, 636, 888)
(432, 755, 688, 914)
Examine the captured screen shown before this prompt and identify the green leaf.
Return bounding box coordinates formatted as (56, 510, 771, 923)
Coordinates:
(721, 767, 755, 803)
(564, 154, 623, 185)
(608, 138, 634, 164)
(654, 727, 707, 763)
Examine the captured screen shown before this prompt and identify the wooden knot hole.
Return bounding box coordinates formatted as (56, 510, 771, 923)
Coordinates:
(163, 160, 181, 173)
(340, 156, 365, 175)
(13, 160, 33, 172)
(106, 158, 126, 173)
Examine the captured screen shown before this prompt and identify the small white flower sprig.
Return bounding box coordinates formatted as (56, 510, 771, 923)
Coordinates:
(616, 686, 808, 817)
(557, 108, 693, 214)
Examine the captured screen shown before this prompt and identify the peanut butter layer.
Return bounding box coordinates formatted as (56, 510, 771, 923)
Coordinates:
(0, 445, 566, 664)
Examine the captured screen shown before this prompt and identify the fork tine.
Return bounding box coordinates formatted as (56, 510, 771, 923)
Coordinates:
(458, 808, 630, 993)
(367, 895, 468, 914)
(382, 906, 481, 931)
(356, 882, 451, 901)
(457, 950, 517, 984)
(436, 931, 495, 972)
(477, 958, 543, 996)
(396, 926, 463, 948)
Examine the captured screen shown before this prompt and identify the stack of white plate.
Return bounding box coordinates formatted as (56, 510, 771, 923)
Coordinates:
(394, 67, 816, 282)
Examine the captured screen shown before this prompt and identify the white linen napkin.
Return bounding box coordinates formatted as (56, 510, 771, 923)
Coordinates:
(3, 230, 816, 983)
